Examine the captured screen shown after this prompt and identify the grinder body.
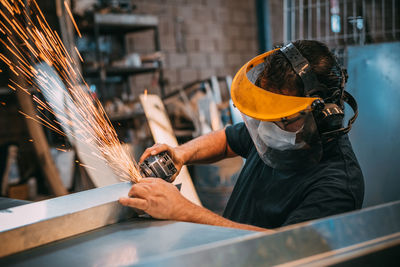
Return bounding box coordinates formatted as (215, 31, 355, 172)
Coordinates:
(139, 151, 177, 183)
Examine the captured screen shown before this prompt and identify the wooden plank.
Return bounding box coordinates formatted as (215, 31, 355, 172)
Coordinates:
(139, 94, 201, 205)
(16, 90, 68, 196)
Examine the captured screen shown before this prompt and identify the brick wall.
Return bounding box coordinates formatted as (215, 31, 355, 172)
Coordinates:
(124, 0, 259, 96)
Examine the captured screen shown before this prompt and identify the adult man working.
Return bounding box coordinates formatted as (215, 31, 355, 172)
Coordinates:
(119, 40, 364, 231)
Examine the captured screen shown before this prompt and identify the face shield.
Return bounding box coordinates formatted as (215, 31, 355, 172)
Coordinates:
(242, 111, 322, 170)
(231, 50, 323, 170)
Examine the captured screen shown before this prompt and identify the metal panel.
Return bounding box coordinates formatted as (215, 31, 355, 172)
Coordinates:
(0, 182, 136, 257)
(276, 233, 400, 266)
(1, 200, 399, 266)
(346, 41, 400, 207)
(137, 201, 400, 266)
(0, 219, 256, 267)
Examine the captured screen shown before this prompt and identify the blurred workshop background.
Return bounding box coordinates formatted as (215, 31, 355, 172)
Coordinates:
(0, 0, 399, 213)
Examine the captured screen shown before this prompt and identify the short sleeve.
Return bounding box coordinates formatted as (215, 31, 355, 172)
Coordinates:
(225, 122, 253, 158)
(282, 184, 356, 226)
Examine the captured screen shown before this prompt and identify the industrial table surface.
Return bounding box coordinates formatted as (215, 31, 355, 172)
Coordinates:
(1, 183, 399, 266)
(0, 218, 257, 266)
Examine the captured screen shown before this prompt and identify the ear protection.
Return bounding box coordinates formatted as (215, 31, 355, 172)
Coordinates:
(280, 43, 358, 141)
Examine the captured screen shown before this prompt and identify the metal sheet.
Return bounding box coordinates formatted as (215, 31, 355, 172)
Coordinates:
(0, 182, 136, 257)
(135, 201, 400, 266)
(1, 200, 399, 266)
(346, 42, 400, 207)
(277, 233, 400, 266)
(0, 219, 256, 267)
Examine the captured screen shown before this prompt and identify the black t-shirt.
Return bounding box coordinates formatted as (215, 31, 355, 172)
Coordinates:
(223, 122, 364, 229)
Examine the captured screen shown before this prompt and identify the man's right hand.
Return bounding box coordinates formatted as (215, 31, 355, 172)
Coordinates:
(139, 143, 185, 182)
(138, 129, 236, 181)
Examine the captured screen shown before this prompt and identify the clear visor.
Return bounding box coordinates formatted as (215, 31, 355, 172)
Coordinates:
(242, 110, 323, 169)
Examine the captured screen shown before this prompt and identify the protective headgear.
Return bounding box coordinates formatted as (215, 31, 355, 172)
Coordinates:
(231, 43, 358, 170)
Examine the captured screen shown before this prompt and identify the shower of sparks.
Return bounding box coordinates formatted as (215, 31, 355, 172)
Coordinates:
(0, 0, 142, 183)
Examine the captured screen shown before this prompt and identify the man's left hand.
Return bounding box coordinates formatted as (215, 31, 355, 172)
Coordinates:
(119, 178, 193, 220)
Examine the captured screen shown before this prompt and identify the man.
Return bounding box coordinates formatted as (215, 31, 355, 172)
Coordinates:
(119, 40, 364, 231)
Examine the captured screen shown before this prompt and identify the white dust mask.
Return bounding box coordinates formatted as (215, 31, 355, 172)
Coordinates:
(257, 121, 302, 151)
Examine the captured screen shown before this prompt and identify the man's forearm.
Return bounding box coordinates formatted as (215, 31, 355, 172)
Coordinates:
(120, 178, 272, 232)
(176, 199, 272, 232)
(177, 129, 236, 165)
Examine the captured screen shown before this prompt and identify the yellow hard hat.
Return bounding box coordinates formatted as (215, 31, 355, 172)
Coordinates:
(231, 49, 320, 121)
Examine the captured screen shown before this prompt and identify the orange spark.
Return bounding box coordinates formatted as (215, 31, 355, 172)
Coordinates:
(64, 1, 81, 38)
(79, 163, 95, 170)
(74, 46, 83, 62)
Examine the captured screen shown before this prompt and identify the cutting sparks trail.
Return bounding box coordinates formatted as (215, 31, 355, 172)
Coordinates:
(0, 0, 142, 183)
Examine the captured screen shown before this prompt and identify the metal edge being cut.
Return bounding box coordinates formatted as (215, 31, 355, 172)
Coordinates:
(134, 200, 400, 267)
(0, 182, 135, 258)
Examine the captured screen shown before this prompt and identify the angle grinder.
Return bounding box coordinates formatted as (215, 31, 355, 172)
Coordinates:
(139, 151, 177, 183)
